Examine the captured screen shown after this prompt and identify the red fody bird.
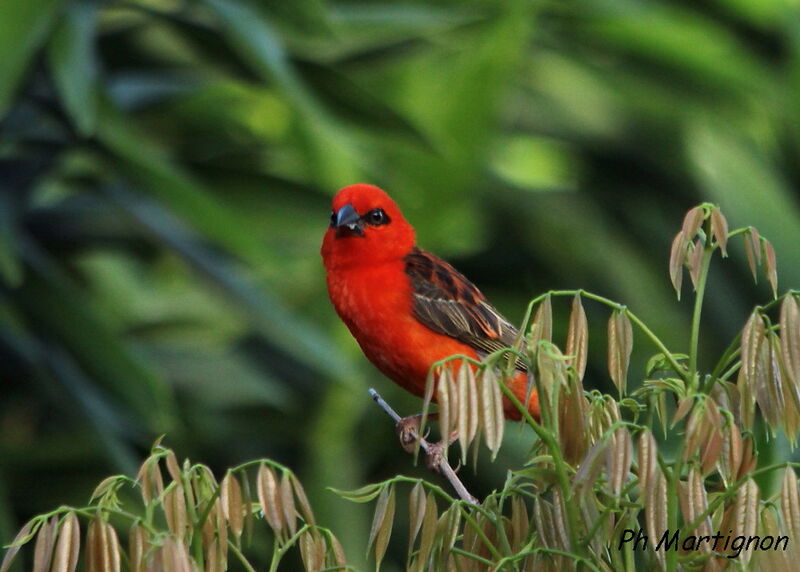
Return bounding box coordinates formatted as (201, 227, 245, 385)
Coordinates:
(321, 184, 539, 422)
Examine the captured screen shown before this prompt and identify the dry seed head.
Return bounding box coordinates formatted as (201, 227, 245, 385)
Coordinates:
(221, 472, 244, 540)
(136, 456, 165, 506)
(0, 517, 35, 572)
(280, 471, 297, 537)
(52, 512, 80, 572)
(710, 207, 729, 256)
(672, 395, 694, 426)
(738, 311, 766, 431)
(756, 507, 791, 569)
(645, 468, 668, 565)
(764, 240, 778, 297)
(510, 496, 530, 550)
(531, 496, 552, 549)
(159, 537, 193, 572)
(201, 496, 218, 552)
(551, 488, 571, 552)
(164, 450, 182, 484)
(128, 524, 147, 572)
(607, 310, 633, 396)
(606, 426, 632, 497)
(558, 378, 590, 465)
(87, 515, 121, 572)
(637, 429, 657, 497)
(669, 230, 688, 297)
(744, 227, 761, 281)
(679, 468, 713, 544)
(588, 396, 620, 443)
(533, 496, 564, 551)
(205, 500, 228, 572)
(781, 467, 800, 542)
(758, 333, 788, 434)
(681, 399, 705, 463)
(290, 473, 316, 528)
(298, 531, 326, 572)
(737, 434, 757, 480)
(436, 367, 453, 455)
(205, 539, 222, 572)
(33, 516, 58, 572)
(699, 401, 724, 476)
(780, 297, 800, 441)
(566, 294, 589, 381)
(681, 206, 705, 239)
(724, 479, 760, 563)
(163, 484, 188, 541)
(781, 295, 800, 386)
(717, 420, 743, 487)
(217, 498, 229, 565)
(256, 464, 284, 536)
(479, 368, 504, 459)
(457, 364, 479, 464)
(329, 533, 347, 567)
(688, 239, 704, 290)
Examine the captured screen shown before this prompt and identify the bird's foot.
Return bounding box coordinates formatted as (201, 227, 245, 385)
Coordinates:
(424, 440, 449, 473)
(395, 414, 424, 453)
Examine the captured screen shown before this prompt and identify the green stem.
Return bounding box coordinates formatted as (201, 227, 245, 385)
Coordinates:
(688, 244, 714, 391)
(228, 540, 257, 572)
(499, 386, 584, 558)
(495, 548, 603, 572)
(525, 290, 687, 381)
(269, 524, 311, 572)
(449, 546, 494, 567)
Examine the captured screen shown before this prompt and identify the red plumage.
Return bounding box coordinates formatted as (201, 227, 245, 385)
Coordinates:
(321, 184, 539, 420)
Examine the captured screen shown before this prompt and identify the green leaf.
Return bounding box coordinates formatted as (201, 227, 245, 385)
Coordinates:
(0, 194, 22, 287)
(687, 122, 800, 288)
(0, 0, 64, 117)
(46, 0, 98, 136)
(202, 0, 362, 187)
(329, 483, 385, 503)
(103, 184, 357, 382)
(14, 238, 175, 433)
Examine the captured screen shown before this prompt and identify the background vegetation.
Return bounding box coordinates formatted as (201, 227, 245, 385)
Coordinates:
(1, 0, 799, 569)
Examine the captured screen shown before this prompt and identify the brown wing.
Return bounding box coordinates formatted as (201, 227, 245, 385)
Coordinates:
(404, 247, 526, 370)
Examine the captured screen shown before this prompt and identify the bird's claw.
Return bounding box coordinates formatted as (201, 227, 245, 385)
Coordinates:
(395, 414, 457, 472)
(396, 415, 422, 453)
(424, 440, 447, 473)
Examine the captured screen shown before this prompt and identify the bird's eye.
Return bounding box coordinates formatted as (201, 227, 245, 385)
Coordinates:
(366, 208, 389, 226)
(329, 210, 336, 227)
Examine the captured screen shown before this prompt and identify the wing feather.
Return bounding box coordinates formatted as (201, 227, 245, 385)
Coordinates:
(404, 248, 526, 370)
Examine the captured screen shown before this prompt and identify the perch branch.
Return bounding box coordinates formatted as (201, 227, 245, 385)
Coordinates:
(368, 388, 478, 505)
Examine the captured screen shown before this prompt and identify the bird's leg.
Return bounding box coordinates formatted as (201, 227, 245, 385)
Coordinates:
(395, 414, 459, 472)
(423, 432, 459, 473)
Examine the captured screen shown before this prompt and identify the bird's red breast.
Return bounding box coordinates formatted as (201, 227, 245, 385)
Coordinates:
(321, 184, 539, 420)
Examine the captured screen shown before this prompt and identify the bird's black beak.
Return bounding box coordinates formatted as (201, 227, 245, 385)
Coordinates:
(334, 203, 364, 237)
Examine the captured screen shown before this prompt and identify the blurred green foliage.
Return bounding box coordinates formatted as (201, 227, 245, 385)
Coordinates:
(1, 0, 799, 568)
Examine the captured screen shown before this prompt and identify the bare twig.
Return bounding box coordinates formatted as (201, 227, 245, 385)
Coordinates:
(368, 389, 478, 505)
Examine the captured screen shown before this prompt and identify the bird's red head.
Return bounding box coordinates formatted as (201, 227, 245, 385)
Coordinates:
(321, 184, 416, 270)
